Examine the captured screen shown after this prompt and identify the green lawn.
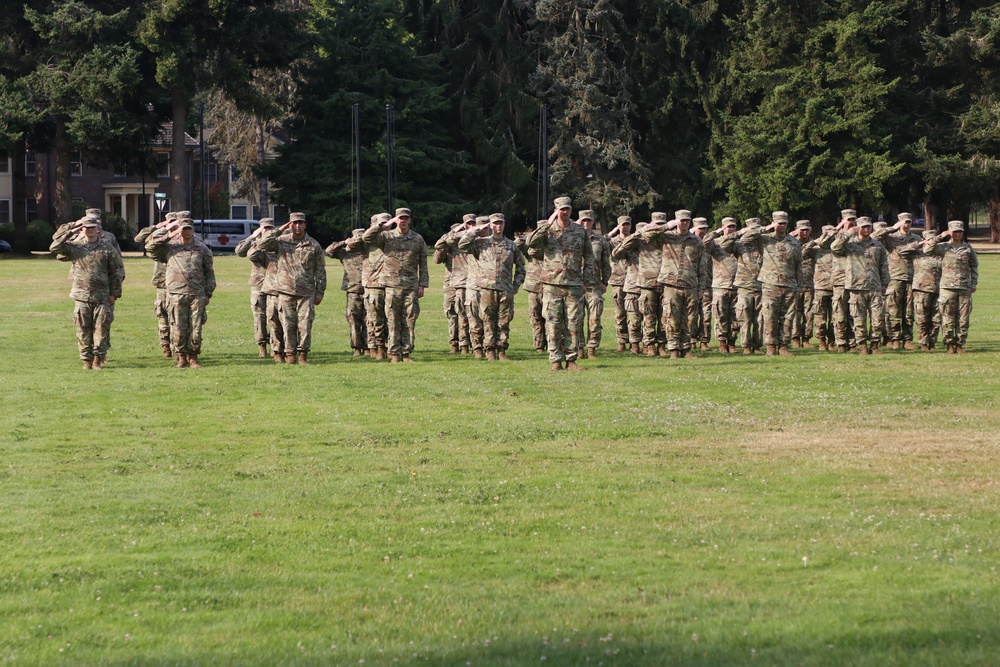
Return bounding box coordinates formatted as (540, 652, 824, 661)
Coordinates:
(1, 252, 999, 665)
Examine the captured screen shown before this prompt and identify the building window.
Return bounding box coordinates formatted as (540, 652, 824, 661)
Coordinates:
(25, 150, 37, 176)
(231, 205, 248, 219)
(229, 165, 240, 184)
(205, 161, 218, 184)
(26, 198, 38, 221)
(0, 200, 10, 224)
(156, 153, 170, 178)
(0, 152, 9, 174)
(70, 150, 83, 176)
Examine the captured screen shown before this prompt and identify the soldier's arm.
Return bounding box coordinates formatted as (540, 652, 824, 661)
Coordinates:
(923, 236, 944, 256)
(640, 226, 665, 245)
(49, 222, 81, 257)
(879, 248, 890, 291)
(829, 232, 848, 256)
(202, 248, 216, 299)
(362, 222, 386, 250)
(134, 225, 157, 246)
(526, 222, 551, 249)
(582, 231, 596, 286)
(314, 245, 327, 302)
(256, 227, 283, 253)
(896, 240, 921, 259)
(235, 235, 256, 257)
(512, 246, 526, 291)
(145, 228, 171, 261)
(457, 228, 481, 257)
(418, 238, 429, 289)
(970, 248, 979, 291)
(109, 248, 125, 299)
(324, 240, 347, 259)
(599, 239, 612, 285)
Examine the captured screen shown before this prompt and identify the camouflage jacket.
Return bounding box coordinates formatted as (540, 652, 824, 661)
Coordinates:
(514, 236, 544, 293)
(718, 233, 763, 291)
(874, 228, 922, 282)
(924, 237, 978, 291)
(436, 227, 474, 289)
(459, 230, 526, 292)
(703, 231, 737, 290)
(50, 225, 124, 302)
(432, 229, 456, 288)
(586, 231, 613, 288)
(699, 239, 713, 291)
(641, 226, 705, 290)
(235, 235, 267, 289)
(254, 229, 327, 299)
(145, 230, 216, 297)
(742, 229, 802, 289)
(527, 220, 595, 288)
(812, 232, 846, 287)
(803, 236, 833, 290)
(348, 234, 386, 289)
(608, 235, 629, 286)
(325, 240, 366, 294)
(135, 226, 166, 288)
(617, 232, 661, 289)
(800, 242, 816, 290)
(610, 233, 641, 293)
(362, 225, 429, 290)
(830, 233, 890, 292)
(898, 241, 941, 293)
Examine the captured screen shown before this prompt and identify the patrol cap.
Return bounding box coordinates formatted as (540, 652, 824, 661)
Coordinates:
(856, 216, 873, 228)
(874, 221, 888, 230)
(745, 217, 761, 227)
(489, 213, 505, 224)
(80, 215, 101, 227)
(897, 212, 913, 222)
(165, 211, 179, 221)
(370, 214, 382, 225)
(178, 218, 195, 229)
(922, 230, 936, 239)
(259, 217, 275, 228)
(674, 209, 693, 221)
(617, 215, 632, 225)
(289, 212, 306, 222)
(635, 222, 649, 232)
(476, 215, 489, 225)
(554, 196, 572, 209)
(651, 211, 669, 224)
(948, 220, 965, 232)
(841, 208, 857, 220)
(85, 208, 102, 218)
(578, 210, 595, 221)
(463, 213, 476, 224)
(175, 210, 191, 219)
(351, 228, 364, 237)
(721, 217, 737, 228)
(772, 211, 789, 223)
(376, 212, 392, 224)
(795, 219, 811, 230)
(693, 217, 709, 229)
(666, 219, 678, 230)
(395, 208, 411, 218)
(821, 224, 836, 234)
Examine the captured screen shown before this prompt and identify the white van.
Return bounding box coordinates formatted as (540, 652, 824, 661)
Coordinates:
(193, 219, 259, 251)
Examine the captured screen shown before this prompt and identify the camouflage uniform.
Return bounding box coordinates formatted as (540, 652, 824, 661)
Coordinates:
(697, 239, 713, 346)
(358, 215, 389, 355)
(618, 229, 664, 353)
(642, 214, 705, 355)
(806, 228, 836, 348)
(50, 221, 124, 364)
(703, 226, 738, 350)
(362, 215, 429, 358)
(437, 217, 475, 351)
(580, 225, 612, 353)
(742, 217, 802, 352)
(831, 225, 890, 351)
(515, 233, 547, 352)
(254, 226, 327, 355)
(252, 236, 286, 357)
(459, 222, 525, 354)
(326, 231, 368, 353)
(146, 229, 216, 357)
(924, 227, 978, 349)
(461, 217, 489, 353)
(874, 224, 922, 345)
(134, 225, 171, 352)
(898, 233, 941, 348)
(236, 231, 272, 349)
(607, 224, 631, 349)
(527, 212, 595, 364)
(719, 224, 764, 352)
(610, 231, 643, 349)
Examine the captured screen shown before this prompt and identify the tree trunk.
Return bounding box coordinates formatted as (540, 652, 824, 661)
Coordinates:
(923, 199, 937, 232)
(53, 117, 73, 225)
(171, 88, 188, 213)
(990, 182, 1000, 244)
(256, 118, 269, 218)
(11, 139, 29, 254)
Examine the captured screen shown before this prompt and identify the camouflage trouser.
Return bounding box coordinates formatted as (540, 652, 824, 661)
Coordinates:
(639, 286, 665, 347)
(913, 290, 940, 347)
(760, 284, 794, 347)
(661, 285, 698, 352)
(155, 287, 171, 348)
(481, 288, 515, 351)
(712, 288, 737, 346)
(938, 288, 972, 347)
(443, 284, 459, 346)
(454, 287, 471, 348)
(265, 292, 285, 353)
(73, 299, 112, 360)
(610, 284, 628, 345)
(832, 286, 853, 346)
(346, 291, 367, 351)
(466, 289, 484, 351)
(543, 284, 584, 363)
(885, 280, 914, 343)
(250, 288, 268, 346)
(278, 293, 315, 353)
(364, 287, 386, 350)
(783, 288, 814, 342)
(385, 287, 419, 356)
(735, 287, 762, 350)
(624, 291, 642, 344)
(527, 290, 546, 351)
(812, 289, 834, 344)
(697, 289, 712, 343)
(580, 286, 605, 349)
(847, 289, 884, 347)
(168, 293, 207, 355)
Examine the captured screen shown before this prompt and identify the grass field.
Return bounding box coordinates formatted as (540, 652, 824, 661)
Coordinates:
(1, 250, 999, 666)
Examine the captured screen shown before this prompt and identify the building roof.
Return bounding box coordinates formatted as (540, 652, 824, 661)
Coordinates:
(153, 123, 199, 148)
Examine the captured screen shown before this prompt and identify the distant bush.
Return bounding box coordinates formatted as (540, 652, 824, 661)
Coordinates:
(0, 223, 13, 244)
(27, 219, 55, 251)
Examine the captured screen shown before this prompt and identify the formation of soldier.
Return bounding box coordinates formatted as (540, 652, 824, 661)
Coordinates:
(51, 201, 980, 369)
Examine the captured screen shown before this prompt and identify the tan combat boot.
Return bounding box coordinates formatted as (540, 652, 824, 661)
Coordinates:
(857, 343, 869, 355)
(298, 352, 309, 364)
(176, 353, 189, 368)
(956, 345, 965, 354)
(486, 349, 496, 361)
(870, 343, 881, 355)
(778, 346, 792, 357)
(629, 343, 640, 354)
(904, 341, 916, 350)
(616, 343, 627, 352)
(658, 345, 670, 357)
(93, 354, 106, 369)
(449, 343, 459, 354)
(474, 348, 484, 359)
(460, 346, 470, 355)
(802, 339, 812, 348)
(83, 359, 93, 370)
(162, 345, 172, 358)
(284, 352, 297, 364)
(578, 347, 586, 359)
(766, 345, 777, 356)
(258, 344, 268, 358)
(498, 350, 509, 361)
(353, 348, 364, 357)
(670, 350, 679, 360)
(565, 360, 585, 371)
(390, 354, 401, 364)
(550, 361, 563, 371)
(273, 351, 284, 363)
(588, 347, 597, 358)
(645, 345, 656, 357)
(378, 345, 388, 360)
(402, 354, 414, 362)
(188, 355, 202, 368)
(743, 347, 752, 355)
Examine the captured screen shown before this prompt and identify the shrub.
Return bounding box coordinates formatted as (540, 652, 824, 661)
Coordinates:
(27, 219, 55, 252)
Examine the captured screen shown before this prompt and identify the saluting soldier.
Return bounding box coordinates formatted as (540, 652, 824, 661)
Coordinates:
(874, 212, 922, 349)
(719, 218, 765, 354)
(703, 218, 739, 352)
(606, 216, 633, 351)
(434, 214, 476, 354)
(357, 213, 391, 359)
(831, 216, 890, 354)
(806, 225, 836, 350)
(785, 220, 814, 348)
(898, 230, 942, 350)
(619, 212, 667, 356)
(515, 224, 548, 353)
(578, 210, 612, 358)
(235, 217, 276, 357)
(135, 211, 187, 357)
(691, 218, 713, 351)
(924, 221, 978, 353)
(326, 228, 368, 357)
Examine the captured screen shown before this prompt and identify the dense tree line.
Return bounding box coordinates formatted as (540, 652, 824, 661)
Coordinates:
(4, 0, 1000, 251)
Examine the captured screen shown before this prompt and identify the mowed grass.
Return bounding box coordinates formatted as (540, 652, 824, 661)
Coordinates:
(1, 250, 1000, 666)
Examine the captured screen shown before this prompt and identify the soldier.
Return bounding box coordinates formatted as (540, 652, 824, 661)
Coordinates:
(924, 221, 978, 353)
(618, 212, 667, 356)
(83, 208, 121, 253)
(254, 222, 286, 363)
(831, 216, 890, 354)
(145, 217, 216, 368)
(326, 228, 368, 357)
(703, 218, 739, 352)
(807, 225, 837, 350)
(252, 212, 326, 364)
(830, 208, 857, 351)
(135, 211, 188, 357)
(898, 230, 942, 350)
(578, 210, 612, 358)
(606, 216, 632, 351)
(720, 218, 765, 354)
(740, 211, 801, 356)
(528, 196, 595, 371)
(434, 214, 476, 353)
(363, 207, 429, 363)
(235, 217, 276, 357)
(50, 215, 124, 369)
(459, 213, 525, 360)
(612, 221, 644, 353)
(785, 220, 814, 348)
(874, 212, 922, 349)
(642, 209, 705, 359)
(515, 224, 548, 353)
(691, 218, 713, 351)
(357, 213, 390, 359)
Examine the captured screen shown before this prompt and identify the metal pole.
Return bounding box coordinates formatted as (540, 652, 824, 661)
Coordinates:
(353, 103, 362, 229)
(199, 103, 206, 235)
(386, 104, 394, 213)
(539, 104, 549, 219)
